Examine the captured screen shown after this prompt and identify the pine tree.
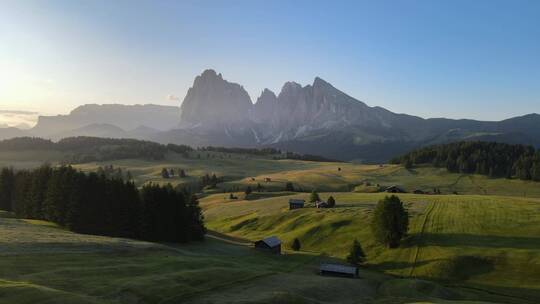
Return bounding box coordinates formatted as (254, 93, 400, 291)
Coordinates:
(371, 195, 409, 248)
(245, 186, 252, 197)
(346, 239, 366, 265)
(309, 190, 320, 203)
(0, 167, 15, 211)
(327, 196, 336, 208)
(285, 182, 294, 192)
(291, 238, 301, 251)
(161, 168, 170, 179)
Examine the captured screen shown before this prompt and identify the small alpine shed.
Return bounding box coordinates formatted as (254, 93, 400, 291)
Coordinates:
(254, 236, 282, 254)
(289, 199, 305, 210)
(319, 263, 358, 278)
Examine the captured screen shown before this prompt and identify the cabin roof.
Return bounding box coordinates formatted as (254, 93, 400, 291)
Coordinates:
(289, 199, 305, 205)
(320, 263, 357, 274)
(260, 236, 281, 248)
(386, 185, 405, 191)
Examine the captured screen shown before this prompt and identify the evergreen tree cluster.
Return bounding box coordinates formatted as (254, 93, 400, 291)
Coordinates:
(391, 141, 540, 181)
(200, 173, 222, 189)
(198, 146, 281, 156)
(0, 165, 205, 242)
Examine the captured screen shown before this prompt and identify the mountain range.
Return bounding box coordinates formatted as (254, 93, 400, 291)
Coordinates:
(1, 69, 539, 162)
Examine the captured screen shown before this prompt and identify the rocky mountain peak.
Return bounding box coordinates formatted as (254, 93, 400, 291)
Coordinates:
(313, 76, 332, 89)
(179, 70, 253, 128)
(252, 89, 278, 125)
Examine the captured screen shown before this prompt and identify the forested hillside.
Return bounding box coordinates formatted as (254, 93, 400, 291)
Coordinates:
(0, 165, 205, 242)
(391, 141, 540, 181)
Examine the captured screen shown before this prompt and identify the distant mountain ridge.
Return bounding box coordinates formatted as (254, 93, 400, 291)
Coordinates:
(2, 69, 539, 162)
(166, 69, 540, 161)
(31, 104, 180, 139)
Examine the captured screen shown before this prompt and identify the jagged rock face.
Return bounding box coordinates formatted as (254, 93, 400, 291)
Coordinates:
(179, 69, 253, 128)
(251, 88, 277, 126)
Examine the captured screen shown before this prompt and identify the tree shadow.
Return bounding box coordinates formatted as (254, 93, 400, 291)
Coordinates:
(403, 233, 540, 250)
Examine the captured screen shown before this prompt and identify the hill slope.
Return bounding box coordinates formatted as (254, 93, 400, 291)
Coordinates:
(0, 211, 510, 304)
(202, 192, 540, 302)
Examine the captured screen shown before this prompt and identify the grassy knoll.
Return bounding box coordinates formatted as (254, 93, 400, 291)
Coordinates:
(202, 192, 540, 302)
(0, 211, 519, 304)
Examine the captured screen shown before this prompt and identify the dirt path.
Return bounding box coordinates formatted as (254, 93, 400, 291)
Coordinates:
(409, 201, 436, 277)
(205, 230, 253, 246)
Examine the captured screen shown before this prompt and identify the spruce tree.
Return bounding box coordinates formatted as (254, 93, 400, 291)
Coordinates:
(291, 238, 301, 251)
(371, 195, 409, 248)
(327, 196, 336, 208)
(0, 167, 14, 211)
(346, 239, 366, 265)
(309, 190, 320, 203)
(285, 182, 294, 191)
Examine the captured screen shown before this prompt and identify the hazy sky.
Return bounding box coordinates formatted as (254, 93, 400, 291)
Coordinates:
(1, 0, 539, 121)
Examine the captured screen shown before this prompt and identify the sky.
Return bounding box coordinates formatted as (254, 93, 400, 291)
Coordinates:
(1, 0, 539, 125)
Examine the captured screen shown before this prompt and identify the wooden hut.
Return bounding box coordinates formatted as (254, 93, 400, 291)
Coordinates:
(385, 185, 406, 193)
(319, 263, 358, 278)
(289, 199, 305, 210)
(254, 236, 281, 254)
(316, 201, 329, 209)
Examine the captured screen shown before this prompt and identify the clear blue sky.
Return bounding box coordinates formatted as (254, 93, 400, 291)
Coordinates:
(1, 0, 539, 120)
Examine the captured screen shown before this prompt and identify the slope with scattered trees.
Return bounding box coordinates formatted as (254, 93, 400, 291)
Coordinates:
(391, 141, 540, 181)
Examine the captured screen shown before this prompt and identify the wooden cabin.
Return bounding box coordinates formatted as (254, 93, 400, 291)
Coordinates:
(289, 199, 305, 210)
(316, 201, 329, 209)
(319, 263, 358, 278)
(385, 185, 406, 193)
(254, 236, 281, 254)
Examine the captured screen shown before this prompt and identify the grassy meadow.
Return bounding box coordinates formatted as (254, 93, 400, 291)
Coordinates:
(2, 150, 540, 303)
(202, 192, 540, 301)
(0, 212, 514, 304)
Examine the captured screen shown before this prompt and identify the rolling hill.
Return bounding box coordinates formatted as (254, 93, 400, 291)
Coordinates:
(0, 210, 530, 304)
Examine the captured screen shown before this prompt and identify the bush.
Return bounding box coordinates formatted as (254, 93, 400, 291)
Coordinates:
(371, 195, 409, 248)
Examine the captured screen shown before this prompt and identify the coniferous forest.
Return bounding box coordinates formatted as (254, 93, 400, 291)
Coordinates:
(0, 165, 206, 242)
(391, 141, 540, 181)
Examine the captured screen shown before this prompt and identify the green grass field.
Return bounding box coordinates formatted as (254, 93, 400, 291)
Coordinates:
(2, 151, 540, 303)
(0, 212, 515, 304)
(202, 192, 540, 302)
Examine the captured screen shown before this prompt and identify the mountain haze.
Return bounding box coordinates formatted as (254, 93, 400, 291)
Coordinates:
(3, 69, 539, 162)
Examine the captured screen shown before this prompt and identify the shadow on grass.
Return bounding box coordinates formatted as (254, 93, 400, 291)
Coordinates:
(404, 233, 540, 250)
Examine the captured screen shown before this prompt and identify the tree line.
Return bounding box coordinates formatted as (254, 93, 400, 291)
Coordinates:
(0, 136, 338, 163)
(391, 141, 540, 181)
(0, 165, 205, 242)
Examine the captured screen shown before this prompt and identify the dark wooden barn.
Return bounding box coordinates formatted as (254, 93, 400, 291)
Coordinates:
(319, 263, 358, 278)
(254, 236, 282, 254)
(386, 185, 406, 193)
(289, 199, 305, 210)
